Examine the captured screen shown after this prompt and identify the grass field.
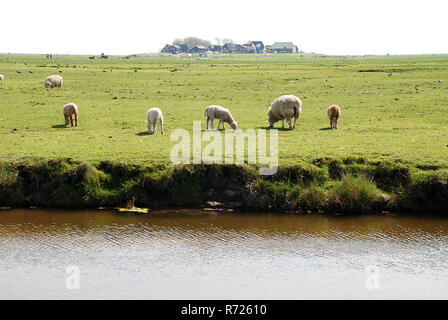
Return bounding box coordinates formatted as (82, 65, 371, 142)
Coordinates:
(1, 53, 448, 167)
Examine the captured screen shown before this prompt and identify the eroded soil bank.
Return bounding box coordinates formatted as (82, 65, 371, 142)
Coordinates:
(1, 157, 447, 214)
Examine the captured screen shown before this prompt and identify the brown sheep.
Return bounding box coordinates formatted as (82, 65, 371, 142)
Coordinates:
(327, 105, 341, 129)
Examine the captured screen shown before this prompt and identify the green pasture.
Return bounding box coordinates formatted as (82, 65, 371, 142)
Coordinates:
(0, 53, 447, 167)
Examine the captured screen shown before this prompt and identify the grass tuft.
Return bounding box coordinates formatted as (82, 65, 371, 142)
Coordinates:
(327, 174, 383, 213)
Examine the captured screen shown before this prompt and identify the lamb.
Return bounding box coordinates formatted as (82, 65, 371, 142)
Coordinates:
(204, 105, 237, 130)
(327, 104, 341, 129)
(0, 74, 4, 84)
(63, 103, 79, 127)
(44, 75, 63, 89)
(146, 108, 164, 134)
(267, 95, 302, 129)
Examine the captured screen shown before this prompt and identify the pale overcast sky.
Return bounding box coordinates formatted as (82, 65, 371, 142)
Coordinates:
(2, 0, 447, 55)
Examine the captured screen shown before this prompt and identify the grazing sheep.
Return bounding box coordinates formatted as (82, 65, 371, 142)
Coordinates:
(204, 105, 237, 130)
(327, 104, 341, 129)
(0, 74, 4, 84)
(62, 103, 79, 127)
(146, 108, 164, 134)
(267, 95, 302, 129)
(44, 75, 63, 89)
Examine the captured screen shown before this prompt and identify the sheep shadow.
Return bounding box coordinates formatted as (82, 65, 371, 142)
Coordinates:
(319, 127, 332, 131)
(136, 131, 151, 136)
(201, 129, 230, 132)
(52, 124, 67, 129)
(257, 126, 294, 131)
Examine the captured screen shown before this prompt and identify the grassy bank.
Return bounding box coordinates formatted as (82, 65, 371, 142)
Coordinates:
(1, 158, 447, 214)
(1, 54, 447, 213)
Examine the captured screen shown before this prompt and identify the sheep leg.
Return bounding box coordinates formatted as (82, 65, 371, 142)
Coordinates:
(217, 119, 223, 130)
(281, 119, 284, 129)
(293, 117, 297, 129)
(206, 117, 209, 130)
(154, 121, 158, 134)
(335, 120, 338, 129)
(210, 119, 214, 130)
(286, 119, 292, 129)
(70, 116, 73, 127)
(160, 118, 164, 134)
(74, 114, 78, 127)
(65, 116, 69, 125)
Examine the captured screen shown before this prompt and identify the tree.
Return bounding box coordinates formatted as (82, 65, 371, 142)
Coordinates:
(222, 38, 235, 44)
(214, 38, 235, 46)
(172, 37, 212, 47)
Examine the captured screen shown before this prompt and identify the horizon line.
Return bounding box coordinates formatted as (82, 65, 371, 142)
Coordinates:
(1, 52, 448, 57)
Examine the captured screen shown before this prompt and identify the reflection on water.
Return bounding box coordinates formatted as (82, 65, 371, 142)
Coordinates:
(1, 209, 448, 299)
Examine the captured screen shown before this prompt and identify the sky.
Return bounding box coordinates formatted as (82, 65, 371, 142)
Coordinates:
(2, 0, 447, 55)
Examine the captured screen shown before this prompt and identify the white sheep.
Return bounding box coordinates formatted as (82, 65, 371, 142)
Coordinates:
(267, 95, 302, 129)
(44, 75, 63, 89)
(146, 108, 164, 134)
(0, 74, 4, 84)
(63, 103, 79, 127)
(204, 105, 237, 130)
(327, 104, 341, 129)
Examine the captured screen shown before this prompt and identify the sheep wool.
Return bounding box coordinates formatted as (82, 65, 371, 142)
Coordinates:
(44, 75, 63, 88)
(267, 95, 302, 129)
(63, 103, 79, 127)
(146, 108, 164, 134)
(204, 105, 238, 130)
(327, 105, 341, 129)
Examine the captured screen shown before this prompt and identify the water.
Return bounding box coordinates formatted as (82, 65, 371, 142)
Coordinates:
(1, 209, 448, 299)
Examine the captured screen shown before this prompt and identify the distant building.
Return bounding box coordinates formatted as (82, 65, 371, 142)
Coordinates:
(189, 45, 209, 53)
(210, 45, 224, 53)
(243, 43, 256, 53)
(248, 41, 264, 53)
(178, 44, 189, 53)
(271, 42, 298, 53)
(161, 40, 299, 54)
(161, 44, 181, 54)
(233, 43, 256, 54)
(223, 43, 236, 53)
